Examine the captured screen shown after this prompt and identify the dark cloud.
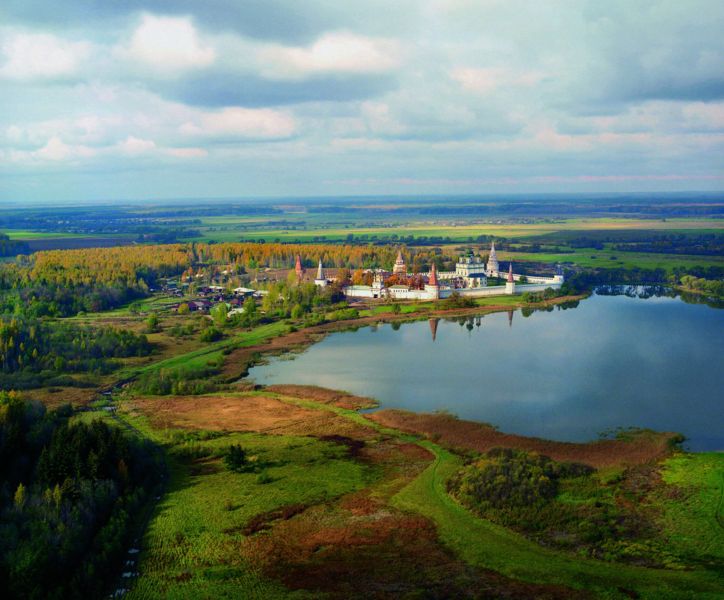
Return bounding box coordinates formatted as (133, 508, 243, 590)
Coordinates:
(159, 72, 398, 107)
(0, 0, 417, 43)
(626, 78, 724, 103)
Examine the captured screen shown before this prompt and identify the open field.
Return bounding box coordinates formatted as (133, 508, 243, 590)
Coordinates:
(1, 229, 134, 250)
(187, 217, 724, 244)
(127, 430, 372, 599)
(659, 453, 724, 567)
(495, 247, 724, 271)
(114, 389, 724, 598)
(2, 229, 96, 239)
(129, 393, 378, 440)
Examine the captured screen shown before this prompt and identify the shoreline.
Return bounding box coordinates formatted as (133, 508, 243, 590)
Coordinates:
(221, 293, 588, 381)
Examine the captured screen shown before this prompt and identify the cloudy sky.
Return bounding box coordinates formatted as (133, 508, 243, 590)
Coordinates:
(1, 0, 723, 202)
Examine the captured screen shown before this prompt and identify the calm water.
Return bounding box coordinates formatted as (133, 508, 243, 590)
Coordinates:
(248, 292, 724, 450)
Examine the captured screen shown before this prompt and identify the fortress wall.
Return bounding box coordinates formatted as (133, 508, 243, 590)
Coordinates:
(515, 283, 563, 293)
(449, 286, 508, 297)
(446, 282, 561, 298)
(490, 271, 557, 284)
(344, 285, 377, 298)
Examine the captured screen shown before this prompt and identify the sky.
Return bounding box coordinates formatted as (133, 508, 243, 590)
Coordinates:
(1, 0, 723, 203)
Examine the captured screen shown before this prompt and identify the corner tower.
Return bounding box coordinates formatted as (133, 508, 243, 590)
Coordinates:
(425, 263, 440, 299)
(505, 262, 515, 295)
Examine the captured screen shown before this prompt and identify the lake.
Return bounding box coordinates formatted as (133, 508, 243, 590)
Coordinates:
(248, 291, 724, 451)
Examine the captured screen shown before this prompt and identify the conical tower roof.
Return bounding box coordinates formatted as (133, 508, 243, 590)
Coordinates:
(489, 241, 498, 260)
(429, 318, 439, 342)
(507, 262, 514, 283)
(316, 259, 324, 280)
(428, 263, 438, 286)
(295, 255, 304, 278)
(393, 249, 407, 274)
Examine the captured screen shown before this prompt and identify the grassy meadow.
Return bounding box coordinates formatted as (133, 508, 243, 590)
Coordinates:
(110, 389, 724, 599)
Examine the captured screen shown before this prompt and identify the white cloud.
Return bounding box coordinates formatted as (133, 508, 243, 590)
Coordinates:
(180, 107, 296, 140)
(450, 66, 544, 94)
(118, 14, 215, 76)
(117, 136, 156, 155)
(164, 147, 208, 158)
(33, 136, 95, 161)
(258, 31, 401, 80)
(0, 32, 90, 80)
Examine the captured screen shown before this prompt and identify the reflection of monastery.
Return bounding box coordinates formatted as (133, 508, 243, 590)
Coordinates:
(314, 242, 564, 301)
(428, 309, 515, 341)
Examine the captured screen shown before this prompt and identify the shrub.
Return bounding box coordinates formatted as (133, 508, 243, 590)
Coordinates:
(223, 444, 248, 472)
(441, 292, 476, 309)
(448, 448, 593, 512)
(145, 313, 161, 333)
(200, 326, 223, 342)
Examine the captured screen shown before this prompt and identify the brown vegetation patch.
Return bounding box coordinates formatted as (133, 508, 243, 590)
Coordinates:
(245, 501, 582, 600)
(370, 409, 677, 469)
(187, 457, 221, 476)
(129, 394, 376, 439)
(240, 503, 310, 536)
(232, 431, 580, 598)
(317, 435, 366, 457)
(266, 384, 377, 410)
(29, 386, 100, 408)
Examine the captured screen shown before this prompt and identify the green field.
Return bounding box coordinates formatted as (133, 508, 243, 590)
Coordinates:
(659, 453, 724, 566)
(1, 229, 96, 240)
(187, 217, 724, 244)
(118, 392, 724, 599)
(498, 247, 724, 271)
(127, 429, 371, 599)
(123, 321, 290, 380)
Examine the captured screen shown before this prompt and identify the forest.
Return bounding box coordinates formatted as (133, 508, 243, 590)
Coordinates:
(0, 318, 152, 390)
(0, 392, 161, 599)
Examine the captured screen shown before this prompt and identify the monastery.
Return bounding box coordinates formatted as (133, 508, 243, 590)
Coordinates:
(309, 242, 564, 301)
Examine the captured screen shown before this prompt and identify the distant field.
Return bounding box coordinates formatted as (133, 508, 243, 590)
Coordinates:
(495, 248, 724, 271)
(187, 218, 724, 243)
(2, 229, 94, 239)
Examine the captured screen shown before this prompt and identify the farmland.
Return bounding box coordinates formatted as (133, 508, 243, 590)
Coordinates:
(189, 217, 723, 244)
